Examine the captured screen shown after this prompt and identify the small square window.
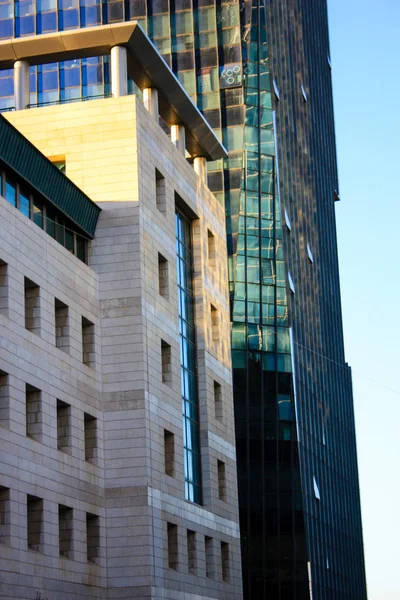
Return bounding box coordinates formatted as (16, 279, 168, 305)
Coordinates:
(55, 298, 70, 353)
(217, 460, 226, 501)
(57, 399, 71, 453)
(0, 486, 11, 544)
(155, 169, 166, 214)
(59, 504, 73, 558)
(214, 381, 223, 422)
(187, 530, 196, 574)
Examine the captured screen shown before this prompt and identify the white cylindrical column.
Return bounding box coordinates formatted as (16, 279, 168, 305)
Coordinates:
(171, 124, 186, 156)
(111, 46, 128, 97)
(14, 60, 30, 110)
(193, 156, 207, 184)
(143, 87, 159, 120)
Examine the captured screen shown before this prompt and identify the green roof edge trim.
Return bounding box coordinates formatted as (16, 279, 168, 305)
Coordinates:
(0, 114, 101, 238)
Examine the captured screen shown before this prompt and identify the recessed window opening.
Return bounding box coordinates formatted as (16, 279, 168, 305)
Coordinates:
(59, 504, 73, 558)
(86, 513, 99, 563)
(82, 317, 95, 367)
(57, 400, 71, 453)
(205, 536, 214, 578)
(0, 487, 10, 544)
(0, 260, 9, 316)
(221, 542, 230, 582)
(155, 168, 166, 214)
(210, 304, 219, 342)
(214, 381, 223, 421)
(167, 523, 178, 570)
(25, 384, 42, 442)
(24, 277, 41, 335)
(187, 530, 196, 574)
(164, 429, 175, 477)
(161, 340, 172, 386)
(158, 253, 169, 298)
(217, 460, 226, 501)
(207, 229, 216, 263)
(27, 494, 43, 551)
(0, 370, 9, 428)
(84, 412, 98, 463)
(55, 298, 70, 353)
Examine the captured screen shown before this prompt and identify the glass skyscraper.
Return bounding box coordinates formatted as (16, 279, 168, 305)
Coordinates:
(0, 1, 367, 598)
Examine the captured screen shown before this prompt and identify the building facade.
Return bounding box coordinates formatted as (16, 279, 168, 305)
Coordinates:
(0, 2, 367, 599)
(0, 33, 244, 599)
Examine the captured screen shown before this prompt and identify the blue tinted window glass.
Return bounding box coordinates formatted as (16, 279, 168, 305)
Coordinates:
(5, 180, 16, 206)
(80, 1, 101, 27)
(33, 199, 43, 228)
(19, 190, 30, 217)
(0, 19, 13, 38)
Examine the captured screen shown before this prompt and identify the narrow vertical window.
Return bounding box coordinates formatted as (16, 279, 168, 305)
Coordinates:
(82, 317, 95, 367)
(207, 229, 216, 264)
(57, 400, 71, 453)
(187, 530, 196, 574)
(158, 253, 169, 298)
(0, 260, 9, 317)
(156, 169, 166, 214)
(161, 340, 172, 386)
(84, 412, 98, 463)
(214, 381, 222, 422)
(0, 371, 10, 428)
(86, 513, 99, 563)
(176, 209, 201, 504)
(26, 384, 42, 442)
(167, 522, 178, 570)
(0, 487, 10, 544)
(205, 536, 214, 579)
(221, 542, 230, 582)
(24, 277, 41, 335)
(217, 460, 226, 501)
(164, 429, 175, 477)
(55, 298, 70, 353)
(210, 304, 219, 342)
(58, 505, 73, 558)
(27, 495, 43, 551)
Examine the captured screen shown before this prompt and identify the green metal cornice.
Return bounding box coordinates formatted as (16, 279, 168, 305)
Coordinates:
(0, 114, 100, 238)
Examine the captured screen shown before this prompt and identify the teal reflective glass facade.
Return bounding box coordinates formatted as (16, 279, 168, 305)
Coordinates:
(0, 1, 367, 598)
(176, 210, 201, 505)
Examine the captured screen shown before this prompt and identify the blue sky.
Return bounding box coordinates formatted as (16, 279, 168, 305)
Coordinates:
(328, 1, 400, 598)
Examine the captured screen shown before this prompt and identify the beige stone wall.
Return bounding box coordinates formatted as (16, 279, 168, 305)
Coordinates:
(1, 96, 242, 599)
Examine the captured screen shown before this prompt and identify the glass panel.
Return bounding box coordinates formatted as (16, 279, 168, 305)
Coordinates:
(5, 178, 16, 206)
(33, 199, 43, 228)
(19, 189, 30, 217)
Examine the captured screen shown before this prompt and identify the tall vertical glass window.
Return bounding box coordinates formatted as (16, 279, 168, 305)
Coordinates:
(175, 209, 201, 504)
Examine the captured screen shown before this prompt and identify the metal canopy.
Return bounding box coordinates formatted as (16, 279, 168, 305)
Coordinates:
(0, 23, 227, 161)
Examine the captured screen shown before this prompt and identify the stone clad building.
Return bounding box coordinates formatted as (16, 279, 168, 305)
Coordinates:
(0, 24, 243, 600)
